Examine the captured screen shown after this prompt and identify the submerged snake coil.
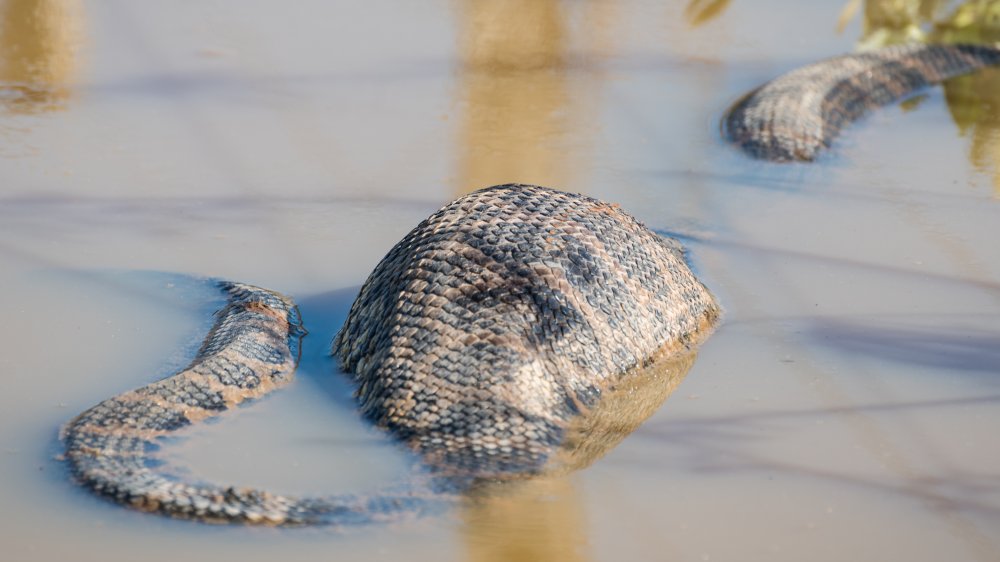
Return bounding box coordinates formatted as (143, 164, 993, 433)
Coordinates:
(62, 185, 719, 525)
(63, 283, 442, 525)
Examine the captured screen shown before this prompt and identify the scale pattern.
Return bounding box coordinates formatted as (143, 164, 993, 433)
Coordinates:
(334, 184, 719, 475)
(62, 185, 718, 526)
(723, 43, 1000, 162)
(63, 283, 446, 525)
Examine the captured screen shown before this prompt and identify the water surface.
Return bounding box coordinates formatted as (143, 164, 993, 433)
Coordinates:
(1, 1, 999, 561)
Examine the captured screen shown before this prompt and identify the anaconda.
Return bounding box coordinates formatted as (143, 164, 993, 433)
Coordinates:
(62, 184, 720, 526)
(723, 43, 1000, 162)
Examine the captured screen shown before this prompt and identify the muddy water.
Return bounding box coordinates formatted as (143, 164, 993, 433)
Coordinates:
(2, 0, 999, 561)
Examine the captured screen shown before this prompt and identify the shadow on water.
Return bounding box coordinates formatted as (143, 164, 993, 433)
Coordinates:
(634, 390, 1000, 523)
(653, 227, 1000, 294)
(635, 165, 816, 194)
(293, 286, 362, 414)
(807, 318, 1000, 374)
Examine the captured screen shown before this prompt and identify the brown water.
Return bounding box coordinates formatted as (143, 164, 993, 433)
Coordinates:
(2, 1, 999, 561)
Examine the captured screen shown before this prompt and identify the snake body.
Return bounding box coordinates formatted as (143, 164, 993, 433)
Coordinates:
(723, 43, 1000, 162)
(334, 184, 719, 475)
(63, 283, 313, 524)
(62, 184, 719, 526)
(64, 40, 1000, 527)
(62, 283, 439, 525)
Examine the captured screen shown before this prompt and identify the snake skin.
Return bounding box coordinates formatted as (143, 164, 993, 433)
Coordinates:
(333, 184, 719, 475)
(62, 184, 719, 526)
(724, 43, 1000, 162)
(63, 282, 450, 525)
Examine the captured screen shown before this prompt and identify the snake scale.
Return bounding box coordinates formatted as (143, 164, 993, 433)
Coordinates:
(63, 40, 1000, 526)
(724, 43, 1000, 161)
(62, 184, 720, 526)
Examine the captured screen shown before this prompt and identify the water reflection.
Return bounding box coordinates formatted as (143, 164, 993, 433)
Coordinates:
(838, 0, 950, 45)
(0, 0, 81, 114)
(934, 3, 1000, 195)
(453, 0, 572, 195)
(459, 347, 699, 562)
(461, 477, 589, 562)
(943, 66, 1000, 195)
(450, 4, 705, 557)
(452, 0, 615, 197)
(684, 0, 732, 27)
(841, 0, 1000, 193)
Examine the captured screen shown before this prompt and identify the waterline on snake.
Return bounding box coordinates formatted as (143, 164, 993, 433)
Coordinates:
(723, 43, 1000, 162)
(60, 184, 719, 526)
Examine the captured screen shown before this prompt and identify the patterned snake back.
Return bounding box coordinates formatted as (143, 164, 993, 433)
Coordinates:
(724, 43, 1000, 161)
(334, 184, 719, 475)
(62, 184, 719, 526)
